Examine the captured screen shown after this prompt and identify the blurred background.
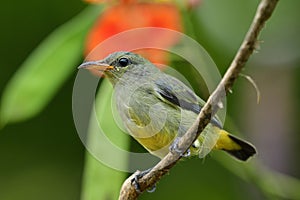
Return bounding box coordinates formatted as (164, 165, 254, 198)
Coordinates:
(1, 0, 300, 199)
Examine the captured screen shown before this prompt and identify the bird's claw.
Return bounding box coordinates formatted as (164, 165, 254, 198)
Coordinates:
(131, 173, 142, 193)
(146, 184, 156, 193)
(169, 137, 191, 157)
(131, 168, 156, 193)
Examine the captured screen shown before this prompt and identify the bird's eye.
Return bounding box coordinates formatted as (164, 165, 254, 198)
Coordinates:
(118, 57, 130, 67)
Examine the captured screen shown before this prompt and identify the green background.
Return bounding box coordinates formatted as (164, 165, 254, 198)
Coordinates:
(1, 0, 300, 199)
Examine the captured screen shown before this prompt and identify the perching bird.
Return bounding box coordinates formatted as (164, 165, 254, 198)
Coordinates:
(79, 51, 256, 161)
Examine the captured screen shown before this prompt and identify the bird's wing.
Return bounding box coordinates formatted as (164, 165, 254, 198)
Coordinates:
(154, 74, 222, 128)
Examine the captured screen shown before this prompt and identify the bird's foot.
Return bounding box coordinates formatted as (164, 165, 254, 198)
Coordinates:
(131, 168, 156, 193)
(169, 137, 191, 157)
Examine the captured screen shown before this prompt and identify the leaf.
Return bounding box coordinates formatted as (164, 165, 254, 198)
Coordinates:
(214, 152, 300, 199)
(80, 79, 129, 200)
(81, 153, 127, 200)
(0, 5, 102, 126)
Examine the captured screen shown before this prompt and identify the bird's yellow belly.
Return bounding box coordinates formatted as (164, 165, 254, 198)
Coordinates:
(135, 132, 174, 151)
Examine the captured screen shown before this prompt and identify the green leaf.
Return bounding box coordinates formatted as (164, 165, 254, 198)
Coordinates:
(0, 5, 102, 126)
(214, 152, 300, 199)
(81, 153, 127, 200)
(81, 79, 129, 200)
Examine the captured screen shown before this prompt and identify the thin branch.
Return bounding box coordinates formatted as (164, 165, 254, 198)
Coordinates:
(119, 0, 279, 199)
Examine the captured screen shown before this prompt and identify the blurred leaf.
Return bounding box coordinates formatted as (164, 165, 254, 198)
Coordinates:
(0, 5, 102, 126)
(214, 152, 300, 199)
(81, 79, 129, 200)
(81, 153, 126, 200)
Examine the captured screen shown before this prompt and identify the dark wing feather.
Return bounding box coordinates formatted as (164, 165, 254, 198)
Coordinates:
(154, 74, 222, 128)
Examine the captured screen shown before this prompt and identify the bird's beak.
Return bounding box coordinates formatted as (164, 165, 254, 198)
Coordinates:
(78, 61, 114, 71)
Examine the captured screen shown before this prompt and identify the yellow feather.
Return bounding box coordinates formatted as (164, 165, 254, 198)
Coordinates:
(214, 129, 241, 151)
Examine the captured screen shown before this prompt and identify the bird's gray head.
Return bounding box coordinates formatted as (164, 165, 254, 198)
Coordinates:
(78, 51, 158, 85)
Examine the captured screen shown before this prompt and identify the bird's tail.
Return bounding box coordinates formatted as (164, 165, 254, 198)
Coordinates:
(214, 129, 256, 161)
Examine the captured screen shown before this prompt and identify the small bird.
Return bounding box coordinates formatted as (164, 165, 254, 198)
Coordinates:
(79, 51, 256, 161)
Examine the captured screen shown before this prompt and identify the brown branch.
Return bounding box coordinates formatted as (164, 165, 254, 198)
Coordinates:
(119, 0, 279, 199)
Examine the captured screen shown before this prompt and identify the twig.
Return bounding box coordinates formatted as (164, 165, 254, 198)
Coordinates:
(119, 0, 279, 199)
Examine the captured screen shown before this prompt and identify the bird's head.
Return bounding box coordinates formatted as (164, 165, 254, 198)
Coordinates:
(78, 51, 157, 85)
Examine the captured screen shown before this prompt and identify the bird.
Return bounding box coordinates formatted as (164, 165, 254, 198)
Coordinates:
(79, 51, 256, 161)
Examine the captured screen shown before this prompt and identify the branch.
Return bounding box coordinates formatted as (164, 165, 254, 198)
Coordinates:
(119, 0, 279, 199)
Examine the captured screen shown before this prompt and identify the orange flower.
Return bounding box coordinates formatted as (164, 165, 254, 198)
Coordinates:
(84, 0, 202, 8)
(84, 2, 182, 66)
(85, 0, 163, 4)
